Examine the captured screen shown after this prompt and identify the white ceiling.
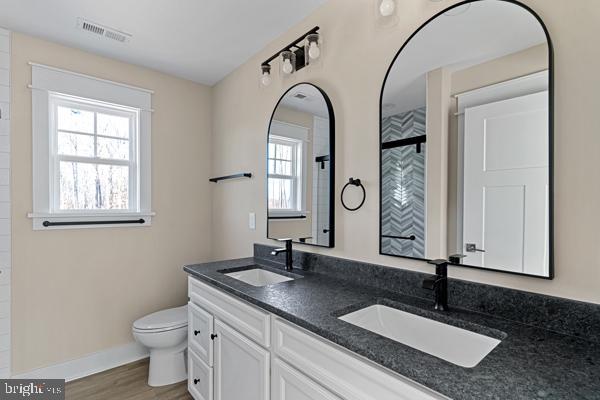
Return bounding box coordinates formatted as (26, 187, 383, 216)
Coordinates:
(280, 84, 329, 119)
(0, 0, 326, 85)
(382, 0, 548, 117)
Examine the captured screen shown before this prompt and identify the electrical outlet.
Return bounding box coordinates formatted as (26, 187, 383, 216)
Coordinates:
(249, 212, 256, 230)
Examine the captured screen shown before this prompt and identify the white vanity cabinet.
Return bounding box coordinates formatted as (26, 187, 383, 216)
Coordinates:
(213, 319, 270, 400)
(187, 277, 446, 400)
(271, 318, 446, 400)
(272, 358, 343, 400)
(188, 277, 271, 400)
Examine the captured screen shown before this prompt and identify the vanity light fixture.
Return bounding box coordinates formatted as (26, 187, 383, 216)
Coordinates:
(379, 0, 396, 17)
(260, 26, 320, 83)
(260, 64, 272, 86)
(281, 51, 295, 75)
(306, 33, 321, 60)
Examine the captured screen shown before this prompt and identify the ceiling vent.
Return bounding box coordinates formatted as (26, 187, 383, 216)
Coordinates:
(77, 18, 131, 43)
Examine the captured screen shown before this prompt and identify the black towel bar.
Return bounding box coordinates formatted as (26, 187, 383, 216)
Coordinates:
(43, 219, 145, 227)
(381, 135, 427, 153)
(209, 173, 252, 183)
(268, 215, 307, 220)
(382, 234, 416, 241)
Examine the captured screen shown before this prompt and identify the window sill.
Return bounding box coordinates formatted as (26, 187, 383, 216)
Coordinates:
(27, 212, 155, 230)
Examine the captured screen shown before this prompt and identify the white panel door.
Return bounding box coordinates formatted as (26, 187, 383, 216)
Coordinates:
(272, 358, 342, 400)
(463, 91, 549, 275)
(214, 319, 269, 400)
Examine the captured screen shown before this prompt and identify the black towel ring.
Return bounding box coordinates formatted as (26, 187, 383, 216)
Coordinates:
(341, 178, 366, 211)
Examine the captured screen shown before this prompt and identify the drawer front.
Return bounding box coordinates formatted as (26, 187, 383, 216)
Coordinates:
(188, 349, 213, 400)
(272, 318, 447, 400)
(188, 302, 214, 366)
(272, 358, 342, 400)
(189, 277, 270, 347)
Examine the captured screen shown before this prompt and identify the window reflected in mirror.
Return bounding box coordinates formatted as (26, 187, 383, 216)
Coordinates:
(268, 136, 302, 212)
(267, 83, 335, 248)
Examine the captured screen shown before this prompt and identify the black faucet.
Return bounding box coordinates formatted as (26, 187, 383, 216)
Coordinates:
(422, 259, 449, 311)
(271, 239, 293, 271)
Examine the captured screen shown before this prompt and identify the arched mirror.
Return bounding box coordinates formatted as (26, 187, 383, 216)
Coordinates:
(379, 0, 553, 278)
(267, 83, 335, 248)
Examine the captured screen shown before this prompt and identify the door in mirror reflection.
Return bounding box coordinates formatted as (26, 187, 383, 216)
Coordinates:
(267, 83, 335, 248)
(379, 0, 552, 278)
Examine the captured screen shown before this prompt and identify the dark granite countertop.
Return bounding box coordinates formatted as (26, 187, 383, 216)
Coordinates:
(184, 257, 600, 400)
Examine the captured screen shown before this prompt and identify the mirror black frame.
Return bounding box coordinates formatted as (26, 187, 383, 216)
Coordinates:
(378, 0, 554, 279)
(267, 82, 335, 248)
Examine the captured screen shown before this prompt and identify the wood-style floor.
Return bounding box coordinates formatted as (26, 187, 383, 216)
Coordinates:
(65, 358, 192, 400)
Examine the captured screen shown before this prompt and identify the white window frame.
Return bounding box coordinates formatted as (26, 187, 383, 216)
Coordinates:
(28, 63, 154, 229)
(49, 94, 140, 214)
(268, 120, 308, 217)
(268, 135, 303, 214)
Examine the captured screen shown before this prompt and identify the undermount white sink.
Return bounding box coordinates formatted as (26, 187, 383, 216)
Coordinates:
(339, 305, 501, 368)
(225, 268, 295, 287)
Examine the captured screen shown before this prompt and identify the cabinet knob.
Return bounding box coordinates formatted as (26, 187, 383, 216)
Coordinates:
(194, 330, 201, 336)
(194, 378, 200, 385)
(210, 333, 218, 340)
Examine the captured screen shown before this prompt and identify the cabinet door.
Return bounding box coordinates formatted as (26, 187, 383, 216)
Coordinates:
(272, 358, 342, 400)
(189, 302, 214, 366)
(214, 319, 269, 400)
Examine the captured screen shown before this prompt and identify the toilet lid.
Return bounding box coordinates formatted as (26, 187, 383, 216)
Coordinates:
(133, 305, 188, 331)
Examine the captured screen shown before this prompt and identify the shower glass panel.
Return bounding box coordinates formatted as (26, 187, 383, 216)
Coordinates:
(381, 107, 426, 258)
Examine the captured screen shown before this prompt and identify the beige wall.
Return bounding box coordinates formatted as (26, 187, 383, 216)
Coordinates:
(211, 0, 600, 304)
(11, 33, 212, 373)
(451, 43, 548, 95)
(425, 67, 451, 259)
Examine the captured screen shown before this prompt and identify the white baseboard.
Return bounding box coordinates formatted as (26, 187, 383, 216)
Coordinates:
(11, 341, 148, 382)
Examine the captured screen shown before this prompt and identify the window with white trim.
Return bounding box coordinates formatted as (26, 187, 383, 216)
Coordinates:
(51, 94, 138, 212)
(29, 63, 153, 229)
(268, 135, 303, 213)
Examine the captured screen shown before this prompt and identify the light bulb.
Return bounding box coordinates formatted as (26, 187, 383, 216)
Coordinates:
(308, 41, 320, 60)
(282, 58, 293, 74)
(261, 71, 271, 86)
(379, 0, 395, 17)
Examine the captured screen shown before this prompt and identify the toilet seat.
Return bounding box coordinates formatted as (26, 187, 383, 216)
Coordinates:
(133, 305, 188, 333)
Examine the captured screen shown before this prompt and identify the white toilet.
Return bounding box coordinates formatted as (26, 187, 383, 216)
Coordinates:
(132, 305, 188, 387)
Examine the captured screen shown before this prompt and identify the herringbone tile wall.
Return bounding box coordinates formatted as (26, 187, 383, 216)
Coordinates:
(381, 107, 426, 258)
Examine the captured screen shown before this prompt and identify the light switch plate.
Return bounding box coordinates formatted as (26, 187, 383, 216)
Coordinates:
(249, 212, 256, 230)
